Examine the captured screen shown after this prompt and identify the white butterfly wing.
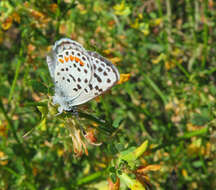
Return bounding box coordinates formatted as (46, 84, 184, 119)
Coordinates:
(47, 53, 57, 79)
(70, 51, 120, 106)
(47, 39, 93, 112)
(54, 49, 92, 99)
(47, 38, 86, 79)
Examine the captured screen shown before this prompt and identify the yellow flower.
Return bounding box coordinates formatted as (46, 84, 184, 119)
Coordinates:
(0, 151, 8, 166)
(182, 169, 188, 178)
(118, 74, 130, 84)
(11, 12, 21, 23)
(136, 165, 161, 173)
(57, 149, 64, 157)
(138, 13, 143, 19)
(103, 49, 112, 55)
(109, 57, 122, 65)
(0, 30, 3, 44)
(139, 23, 150, 36)
(119, 173, 146, 190)
(151, 18, 162, 26)
(1, 16, 13, 30)
(49, 3, 58, 13)
(77, 3, 87, 14)
(171, 48, 182, 57)
(113, 1, 131, 16)
(130, 18, 139, 29)
(30, 9, 45, 20)
(0, 121, 8, 137)
(165, 59, 175, 70)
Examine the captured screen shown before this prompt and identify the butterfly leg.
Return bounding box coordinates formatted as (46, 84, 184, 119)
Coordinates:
(69, 106, 79, 117)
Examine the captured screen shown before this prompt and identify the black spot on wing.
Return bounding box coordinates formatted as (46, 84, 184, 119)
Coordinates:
(77, 84, 82, 89)
(89, 84, 93, 90)
(94, 73, 102, 83)
(69, 74, 76, 82)
(87, 50, 119, 82)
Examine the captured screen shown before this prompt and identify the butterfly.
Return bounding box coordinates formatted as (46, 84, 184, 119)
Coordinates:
(46, 38, 120, 113)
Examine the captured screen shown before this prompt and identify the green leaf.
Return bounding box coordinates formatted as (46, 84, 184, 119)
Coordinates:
(110, 173, 117, 183)
(192, 160, 203, 168)
(112, 116, 123, 128)
(119, 141, 148, 168)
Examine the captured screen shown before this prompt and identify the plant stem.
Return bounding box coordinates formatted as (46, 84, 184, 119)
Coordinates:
(144, 75, 167, 105)
(8, 49, 23, 103)
(152, 126, 209, 152)
(76, 170, 105, 185)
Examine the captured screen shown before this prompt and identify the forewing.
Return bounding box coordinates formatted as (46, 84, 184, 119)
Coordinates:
(54, 48, 93, 101)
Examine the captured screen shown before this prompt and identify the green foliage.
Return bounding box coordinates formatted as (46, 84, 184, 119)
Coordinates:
(0, 0, 216, 189)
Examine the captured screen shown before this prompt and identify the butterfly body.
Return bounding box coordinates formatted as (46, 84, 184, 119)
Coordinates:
(47, 38, 120, 113)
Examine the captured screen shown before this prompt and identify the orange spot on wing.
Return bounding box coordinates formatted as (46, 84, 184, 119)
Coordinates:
(75, 57, 79, 63)
(59, 58, 64, 63)
(64, 56, 69, 62)
(70, 55, 74, 61)
(79, 60, 84, 66)
(74, 56, 85, 66)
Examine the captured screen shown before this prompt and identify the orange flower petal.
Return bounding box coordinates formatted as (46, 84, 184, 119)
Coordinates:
(12, 12, 21, 23)
(1, 16, 13, 30)
(117, 73, 131, 84)
(109, 57, 122, 65)
(50, 3, 58, 12)
(136, 165, 161, 173)
(30, 9, 45, 20)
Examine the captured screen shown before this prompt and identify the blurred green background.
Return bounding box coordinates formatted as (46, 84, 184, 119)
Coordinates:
(0, 0, 216, 189)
